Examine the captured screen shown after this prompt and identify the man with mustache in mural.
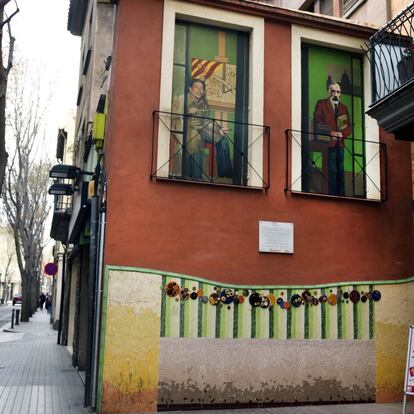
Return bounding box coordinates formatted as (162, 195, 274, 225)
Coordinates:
(313, 81, 352, 196)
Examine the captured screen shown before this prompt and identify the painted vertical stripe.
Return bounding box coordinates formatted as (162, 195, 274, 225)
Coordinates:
(369, 284, 374, 339)
(179, 278, 186, 337)
(251, 304, 257, 339)
(233, 302, 239, 338)
(304, 303, 309, 339)
(286, 289, 292, 339)
(198, 282, 203, 337)
(269, 289, 275, 339)
(321, 288, 326, 339)
(160, 275, 167, 337)
(337, 288, 342, 340)
(215, 302, 221, 338)
(353, 285, 358, 339)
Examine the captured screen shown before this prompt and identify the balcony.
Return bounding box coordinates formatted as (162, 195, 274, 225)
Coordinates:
(151, 111, 270, 190)
(50, 193, 72, 242)
(363, 2, 414, 139)
(285, 129, 387, 201)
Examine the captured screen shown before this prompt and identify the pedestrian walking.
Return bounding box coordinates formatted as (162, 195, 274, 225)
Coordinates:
(45, 294, 52, 314)
(38, 292, 46, 310)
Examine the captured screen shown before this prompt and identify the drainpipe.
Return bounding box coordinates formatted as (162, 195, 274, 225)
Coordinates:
(84, 195, 98, 407)
(90, 176, 107, 408)
(57, 246, 67, 345)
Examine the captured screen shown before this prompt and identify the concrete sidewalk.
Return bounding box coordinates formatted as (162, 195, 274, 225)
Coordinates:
(161, 402, 414, 414)
(0, 309, 88, 414)
(0, 310, 412, 414)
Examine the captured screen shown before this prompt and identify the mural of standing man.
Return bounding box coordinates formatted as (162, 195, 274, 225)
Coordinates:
(313, 82, 352, 196)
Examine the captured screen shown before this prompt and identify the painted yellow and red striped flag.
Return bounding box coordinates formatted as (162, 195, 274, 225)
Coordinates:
(191, 58, 223, 80)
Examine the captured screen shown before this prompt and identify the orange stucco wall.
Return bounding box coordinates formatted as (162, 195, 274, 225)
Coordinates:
(104, 0, 413, 286)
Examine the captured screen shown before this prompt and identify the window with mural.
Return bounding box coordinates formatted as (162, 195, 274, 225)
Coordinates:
(170, 21, 249, 185)
(301, 44, 365, 198)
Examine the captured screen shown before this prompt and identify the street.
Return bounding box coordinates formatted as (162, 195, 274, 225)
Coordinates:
(0, 304, 15, 328)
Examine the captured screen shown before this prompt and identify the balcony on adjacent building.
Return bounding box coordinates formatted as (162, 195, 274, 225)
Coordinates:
(363, 2, 414, 140)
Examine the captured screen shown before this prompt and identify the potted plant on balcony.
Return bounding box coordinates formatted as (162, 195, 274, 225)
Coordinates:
(397, 44, 414, 85)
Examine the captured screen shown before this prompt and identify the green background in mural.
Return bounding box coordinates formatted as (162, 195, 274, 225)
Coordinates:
(302, 44, 365, 197)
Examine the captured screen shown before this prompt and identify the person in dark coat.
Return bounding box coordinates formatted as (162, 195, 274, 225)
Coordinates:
(39, 293, 46, 310)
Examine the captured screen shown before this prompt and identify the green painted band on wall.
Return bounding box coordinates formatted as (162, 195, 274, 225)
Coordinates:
(104, 264, 414, 289)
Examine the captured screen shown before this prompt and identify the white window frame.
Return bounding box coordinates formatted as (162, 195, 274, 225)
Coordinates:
(291, 25, 381, 200)
(157, 0, 264, 187)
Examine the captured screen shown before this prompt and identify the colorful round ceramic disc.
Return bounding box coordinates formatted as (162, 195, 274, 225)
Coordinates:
(209, 293, 220, 305)
(180, 288, 190, 300)
(243, 289, 250, 297)
(327, 293, 337, 306)
(301, 290, 312, 303)
(349, 290, 360, 304)
(201, 296, 208, 304)
(249, 292, 262, 307)
(319, 295, 328, 303)
(372, 290, 381, 301)
(197, 289, 204, 297)
(343, 292, 349, 299)
(312, 297, 319, 306)
(361, 294, 367, 303)
(267, 293, 276, 306)
(290, 294, 302, 308)
(190, 292, 198, 300)
(260, 296, 270, 309)
(165, 281, 180, 297)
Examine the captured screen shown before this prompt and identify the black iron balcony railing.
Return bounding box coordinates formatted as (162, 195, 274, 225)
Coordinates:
(151, 111, 270, 190)
(285, 129, 387, 201)
(363, 2, 414, 103)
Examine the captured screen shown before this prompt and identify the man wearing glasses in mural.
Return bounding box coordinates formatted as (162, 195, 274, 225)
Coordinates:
(313, 82, 352, 196)
(185, 78, 232, 180)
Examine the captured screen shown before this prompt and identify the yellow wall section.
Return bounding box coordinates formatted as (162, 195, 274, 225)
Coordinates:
(101, 271, 162, 413)
(376, 282, 414, 402)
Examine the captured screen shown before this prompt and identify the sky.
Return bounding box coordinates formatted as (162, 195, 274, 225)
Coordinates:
(9, 0, 80, 157)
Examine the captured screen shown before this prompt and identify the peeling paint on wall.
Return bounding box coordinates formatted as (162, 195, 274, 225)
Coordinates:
(158, 337, 375, 406)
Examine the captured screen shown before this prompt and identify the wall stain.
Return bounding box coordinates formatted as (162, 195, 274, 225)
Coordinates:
(157, 377, 375, 407)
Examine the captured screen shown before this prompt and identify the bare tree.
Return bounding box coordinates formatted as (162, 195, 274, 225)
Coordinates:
(0, 0, 18, 193)
(2, 245, 14, 301)
(1, 63, 50, 321)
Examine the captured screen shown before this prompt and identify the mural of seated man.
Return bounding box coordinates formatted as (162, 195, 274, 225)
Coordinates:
(313, 81, 352, 196)
(185, 78, 232, 180)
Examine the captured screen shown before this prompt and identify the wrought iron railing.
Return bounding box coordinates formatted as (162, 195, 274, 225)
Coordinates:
(151, 111, 270, 189)
(362, 2, 414, 102)
(285, 129, 387, 201)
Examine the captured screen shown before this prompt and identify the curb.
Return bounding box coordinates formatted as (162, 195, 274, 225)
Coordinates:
(3, 328, 22, 333)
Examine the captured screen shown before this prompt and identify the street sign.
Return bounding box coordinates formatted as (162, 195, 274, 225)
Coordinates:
(44, 262, 58, 276)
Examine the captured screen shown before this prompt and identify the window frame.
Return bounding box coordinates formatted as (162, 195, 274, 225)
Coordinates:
(157, 0, 264, 188)
(291, 25, 381, 200)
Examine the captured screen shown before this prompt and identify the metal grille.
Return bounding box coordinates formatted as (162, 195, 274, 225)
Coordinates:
(320, 0, 334, 16)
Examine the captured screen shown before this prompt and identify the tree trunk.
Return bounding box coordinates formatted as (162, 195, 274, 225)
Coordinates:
(20, 275, 29, 322)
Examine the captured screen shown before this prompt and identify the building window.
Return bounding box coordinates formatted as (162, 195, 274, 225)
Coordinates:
(169, 21, 249, 185)
(155, 0, 265, 188)
(301, 44, 366, 197)
(289, 25, 383, 201)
